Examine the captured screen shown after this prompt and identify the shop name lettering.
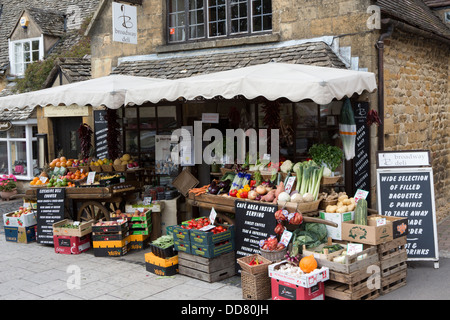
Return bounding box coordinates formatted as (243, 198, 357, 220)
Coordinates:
(237, 202, 276, 215)
(169, 121, 280, 165)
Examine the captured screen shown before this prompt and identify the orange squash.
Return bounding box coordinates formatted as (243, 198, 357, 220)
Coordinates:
(299, 255, 317, 273)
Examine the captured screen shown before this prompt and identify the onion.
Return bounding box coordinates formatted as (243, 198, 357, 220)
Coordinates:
(248, 190, 258, 200)
(256, 185, 267, 195)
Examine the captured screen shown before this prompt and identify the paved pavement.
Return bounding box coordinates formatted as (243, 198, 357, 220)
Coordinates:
(0, 198, 449, 301)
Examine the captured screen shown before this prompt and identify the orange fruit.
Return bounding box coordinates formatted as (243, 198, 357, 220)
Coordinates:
(60, 157, 67, 162)
(55, 161, 61, 167)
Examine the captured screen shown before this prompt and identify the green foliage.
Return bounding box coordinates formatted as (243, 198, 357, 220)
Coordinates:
(15, 58, 56, 93)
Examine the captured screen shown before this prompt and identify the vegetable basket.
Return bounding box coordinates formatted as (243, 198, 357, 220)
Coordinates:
(260, 247, 287, 262)
(321, 176, 342, 185)
(90, 165, 102, 173)
(113, 164, 127, 172)
(277, 199, 321, 214)
(78, 165, 90, 173)
(237, 254, 272, 275)
(102, 164, 113, 172)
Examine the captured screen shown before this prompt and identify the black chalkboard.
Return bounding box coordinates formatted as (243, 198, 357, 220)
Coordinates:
(353, 102, 371, 206)
(36, 188, 66, 245)
(94, 110, 108, 159)
(377, 168, 439, 262)
(234, 200, 278, 268)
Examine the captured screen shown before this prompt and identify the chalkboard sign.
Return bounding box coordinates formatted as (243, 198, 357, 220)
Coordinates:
(235, 200, 278, 269)
(377, 167, 439, 267)
(94, 110, 108, 159)
(36, 188, 66, 245)
(353, 102, 371, 206)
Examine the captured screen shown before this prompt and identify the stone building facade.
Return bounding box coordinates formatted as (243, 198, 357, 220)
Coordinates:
(69, 0, 450, 219)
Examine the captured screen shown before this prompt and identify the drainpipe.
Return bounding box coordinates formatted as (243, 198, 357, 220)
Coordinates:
(375, 20, 394, 151)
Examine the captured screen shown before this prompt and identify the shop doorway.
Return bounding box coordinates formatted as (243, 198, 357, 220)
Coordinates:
(53, 117, 82, 159)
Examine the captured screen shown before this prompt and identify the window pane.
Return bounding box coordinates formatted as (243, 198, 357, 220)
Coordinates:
(140, 131, 155, 153)
(10, 141, 27, 175)
(252, 0, 271, 31)
(168, 0, 186, 42)
(32, 40, 39, 51)
(158, 106, 178, 132)
(140, 107, 157, 129)
(231, 0, 248, 34)
(23, 41, 30, 52)
(189, 0, 205, 39)
(0, 142, 7, 174)
(125, 130, 139, 153)
(32, 51, 39, 61)
(208, 0, 226, 37)
(24, 52, 31, 63)
(9, 126, 26, 138)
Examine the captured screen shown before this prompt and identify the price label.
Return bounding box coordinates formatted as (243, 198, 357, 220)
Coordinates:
(279, 229, 293, 247)
(39, 176, 48, 184)
(354, 189, 369, 203)
(347, 243, 363, 256)
(87, 172, 96, 185)
(209, 207, 217, 225)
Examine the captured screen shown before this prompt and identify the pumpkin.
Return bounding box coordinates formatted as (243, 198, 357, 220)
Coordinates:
(299, 255, 317, 273)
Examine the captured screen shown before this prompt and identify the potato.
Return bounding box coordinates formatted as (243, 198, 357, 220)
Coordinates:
(336, 205, 348, 213)
(326, 205, 338, 213)
(343, 198, 352, 205)
(338, 195, 348, 202)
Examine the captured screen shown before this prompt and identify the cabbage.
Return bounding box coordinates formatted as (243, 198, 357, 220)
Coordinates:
(323, 167, 332, 177)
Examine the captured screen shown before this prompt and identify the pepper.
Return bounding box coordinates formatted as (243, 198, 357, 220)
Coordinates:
(243, 184, 251, 192)
(229, 189, 238, 197)
(250, 180, 257, 187)
(240, 190, 248, 199)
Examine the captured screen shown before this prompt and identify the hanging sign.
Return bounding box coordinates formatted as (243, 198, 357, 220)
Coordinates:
(112, 2, 138, 44)
(376, 150, 439, 268)
(0, 121, 12, 131)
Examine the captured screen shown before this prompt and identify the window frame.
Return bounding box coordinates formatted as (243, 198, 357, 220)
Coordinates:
(166, 0, 272, 44)
(8, 36, 44, 76)
(0, 120, 38, 180)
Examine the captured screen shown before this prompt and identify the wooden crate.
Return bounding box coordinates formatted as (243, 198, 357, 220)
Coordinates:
(377, 237, 408, 295)
(380, 269, 407, 295)
(314, 246, 379, 274)
(324, 262, 380, 300)
(241, 270, 271, 300)
(178, 251, 236, 283)
(377, 237, 408, 277)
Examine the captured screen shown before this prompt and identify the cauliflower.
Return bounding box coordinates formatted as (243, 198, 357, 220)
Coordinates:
(280, 160, 293, 173)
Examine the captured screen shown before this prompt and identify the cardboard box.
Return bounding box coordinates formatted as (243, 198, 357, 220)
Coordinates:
(145, 252, 178, 276)
(53, 234, 91, 254)
(3, 211, 37, 228)
(319, 211, 354, 240)
(342, 220, 393, 245)
(4, 226, 36, 243)
(373, 215, 408, 239)
(268, 261, 329, 288)
(271, 278, 324, 300)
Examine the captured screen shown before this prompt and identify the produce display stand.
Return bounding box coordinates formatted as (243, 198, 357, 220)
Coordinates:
(187, 192, 338, 228)
(24, 180, 143, 222)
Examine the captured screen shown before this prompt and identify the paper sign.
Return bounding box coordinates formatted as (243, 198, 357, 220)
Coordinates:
(209, 207, 217, 225)
(143, 197, 152, 205)
(284, 176, 296, 194)
(279, 229, 293, 247)
(39, 176, 48, 184)
(86, 172, 96, 185)
(347, 243, 363, 256)
(354, 189, 369, 203)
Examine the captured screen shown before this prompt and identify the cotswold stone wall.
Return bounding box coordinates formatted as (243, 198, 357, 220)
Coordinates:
(383, 30, 450, 222)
